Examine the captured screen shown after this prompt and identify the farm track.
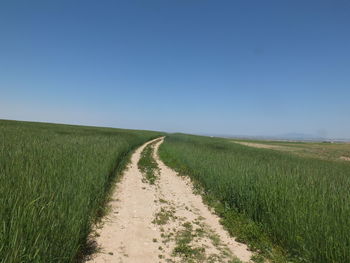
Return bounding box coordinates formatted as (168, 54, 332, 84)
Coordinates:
(86, 138, 252, 263)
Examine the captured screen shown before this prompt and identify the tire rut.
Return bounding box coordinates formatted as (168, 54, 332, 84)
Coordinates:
(86, 138, 252, 263)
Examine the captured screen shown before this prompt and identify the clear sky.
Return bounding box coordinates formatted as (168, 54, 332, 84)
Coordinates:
(1, 0, 349, 138)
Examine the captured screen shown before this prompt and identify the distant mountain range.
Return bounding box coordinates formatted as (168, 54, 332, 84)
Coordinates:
(271, 133, 329, 141)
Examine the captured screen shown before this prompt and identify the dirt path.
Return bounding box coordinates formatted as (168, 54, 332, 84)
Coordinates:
(233, 141, 283, 150)
(87, 138, 252, 263)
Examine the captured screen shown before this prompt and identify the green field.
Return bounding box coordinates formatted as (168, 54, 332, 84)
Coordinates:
(0, 120, 162, 263)
(2, 120, 349, 263)
(231, 139, 350, 162)
(159, 134, 350, 263)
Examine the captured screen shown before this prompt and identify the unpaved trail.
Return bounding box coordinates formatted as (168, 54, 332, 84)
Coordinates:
(87, 138, 252, 263)
(233, 141, 283, 150)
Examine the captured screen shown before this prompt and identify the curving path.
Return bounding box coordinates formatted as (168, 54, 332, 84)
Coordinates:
(86, 138, 252, 263)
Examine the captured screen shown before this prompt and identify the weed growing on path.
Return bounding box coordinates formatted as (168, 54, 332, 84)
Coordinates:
(138, 140, 160, 184)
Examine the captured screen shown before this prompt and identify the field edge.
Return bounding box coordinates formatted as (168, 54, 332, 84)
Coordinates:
(158, 137, 306, 263)
(77, 136, 163, 262)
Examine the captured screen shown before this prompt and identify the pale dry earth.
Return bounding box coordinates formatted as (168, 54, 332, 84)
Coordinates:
(233, 141, 283, 150)
(235, 141, 350, 162)
(86, 138, 252, 263)
(340, 156, 350, 161)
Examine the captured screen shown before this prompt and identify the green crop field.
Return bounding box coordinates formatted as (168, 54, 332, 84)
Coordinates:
(2, 120, 349, 263)
(231, 139, 350, 162)
(159, 134, 350, 263)
(0, 120, 162, 263)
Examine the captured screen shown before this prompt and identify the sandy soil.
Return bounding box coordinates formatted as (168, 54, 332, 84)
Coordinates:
(234, 141, 282, 150)
(236, 142, 350, 162)
(86, 138, 252, 263)
(340, 156, 350, 161)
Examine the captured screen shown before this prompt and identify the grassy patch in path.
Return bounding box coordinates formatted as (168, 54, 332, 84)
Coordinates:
(173, 222, 206, 262)
(152, 207, 176, 225)
(138, 140, 161, 184)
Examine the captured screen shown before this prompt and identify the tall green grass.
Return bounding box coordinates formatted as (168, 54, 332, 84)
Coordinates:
(159, 134, 350, 263)
(0, 120, 161, 263)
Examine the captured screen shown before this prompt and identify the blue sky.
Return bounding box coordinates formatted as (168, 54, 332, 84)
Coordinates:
(1, 0, 349, 138)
